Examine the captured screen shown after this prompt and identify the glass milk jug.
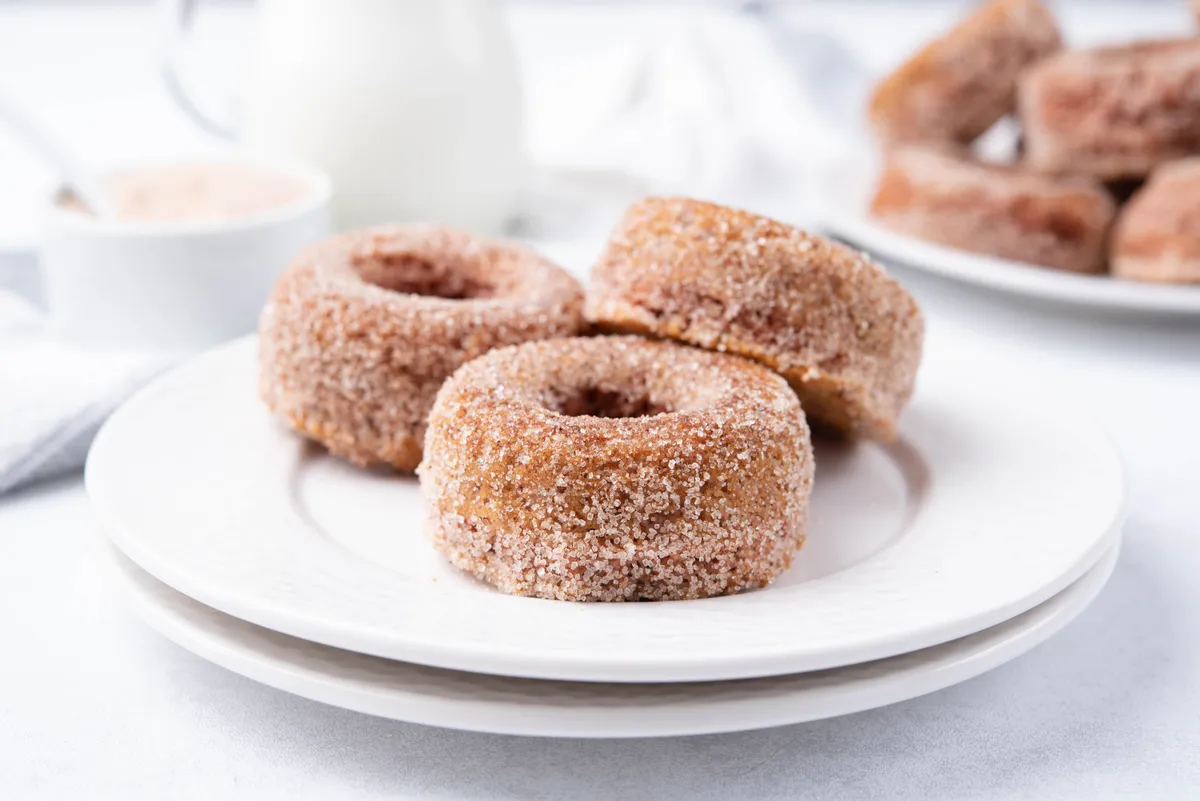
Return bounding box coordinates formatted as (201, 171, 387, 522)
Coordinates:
(163, 0, 526, 233)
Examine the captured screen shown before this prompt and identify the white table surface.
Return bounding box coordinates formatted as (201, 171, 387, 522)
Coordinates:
(3, 3, 1200, 799)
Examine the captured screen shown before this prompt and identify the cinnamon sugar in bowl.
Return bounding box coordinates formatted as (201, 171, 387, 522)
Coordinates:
(41, 158, 331, 352)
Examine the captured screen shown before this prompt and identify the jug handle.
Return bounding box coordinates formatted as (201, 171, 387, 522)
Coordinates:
(159, 0, 237, 139)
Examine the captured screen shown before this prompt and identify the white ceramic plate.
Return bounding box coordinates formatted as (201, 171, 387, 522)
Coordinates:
(813, 152, 1200, 315)
(106, 539, 1120, 738)
(87, 338, 1126, 682)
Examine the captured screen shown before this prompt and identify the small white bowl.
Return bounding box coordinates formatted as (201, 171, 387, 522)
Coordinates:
(39, 157, 332, 353)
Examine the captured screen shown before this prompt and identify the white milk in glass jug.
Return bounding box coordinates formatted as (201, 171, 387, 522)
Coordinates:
(162, 0, 526, 233)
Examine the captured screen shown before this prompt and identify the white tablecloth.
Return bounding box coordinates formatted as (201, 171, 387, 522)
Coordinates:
(3, 3, 1200, 799)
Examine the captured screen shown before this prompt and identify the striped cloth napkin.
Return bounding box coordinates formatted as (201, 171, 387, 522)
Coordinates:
(0, 288, 165, 495)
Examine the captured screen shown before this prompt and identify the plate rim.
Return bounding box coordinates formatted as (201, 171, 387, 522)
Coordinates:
(812, 153, 1200, 315)
(104, 537, 1122, 739)
(86, 337, 1129, 683)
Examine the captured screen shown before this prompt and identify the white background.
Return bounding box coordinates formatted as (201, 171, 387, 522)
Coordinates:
(2, 2, 1199, 798)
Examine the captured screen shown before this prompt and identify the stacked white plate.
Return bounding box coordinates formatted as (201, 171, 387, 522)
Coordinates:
(87, 338, 1126, 738)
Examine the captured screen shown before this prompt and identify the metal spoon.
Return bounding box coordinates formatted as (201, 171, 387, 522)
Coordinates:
(0, 86, 115, 218)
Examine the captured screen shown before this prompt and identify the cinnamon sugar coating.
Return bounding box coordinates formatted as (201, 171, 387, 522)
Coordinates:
(258, 225, 585, 470)
(869, 0, 1062, 145)
(871, 146, 1116, 274)
(1019, 38, 1200, 179)
(418, 336, 813, 602)
(587, 197, 924, 442)
(1112, 158, 1200, 284)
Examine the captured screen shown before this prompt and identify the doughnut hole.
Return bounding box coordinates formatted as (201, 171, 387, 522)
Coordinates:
(554, 386, 672, 419)
(350, 239, 494, 300)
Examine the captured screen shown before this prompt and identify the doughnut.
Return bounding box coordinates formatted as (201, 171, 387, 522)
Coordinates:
(1112, 158, 1200, 284)
(869, 0, 1061, 146)
(870, 146, 1116, 274)
(258, 225, 585, 471)
(419, 336, 813, 602)
(587, 197, 923, 442)
(1019, 38, 1200, 180)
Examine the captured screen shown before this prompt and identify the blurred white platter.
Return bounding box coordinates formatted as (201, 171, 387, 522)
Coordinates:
(87, 337, 1125, 683)
(106, 539, 1120, 738)
(813, 152, 1200, 315)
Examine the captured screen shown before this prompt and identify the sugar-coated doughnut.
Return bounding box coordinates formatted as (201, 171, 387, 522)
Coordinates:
(1019, 38, 1200, 179)
(871, 146, 1116, 274)
(587, 197, 923, 442)
(419, 336, 813, 602)
(869, 0, 1061, 145)
(258, 225, 585, 471)
(1112, 158, 1200, 284)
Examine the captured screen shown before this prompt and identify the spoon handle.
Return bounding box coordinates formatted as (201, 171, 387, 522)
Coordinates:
(0, 86, 115, 218)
